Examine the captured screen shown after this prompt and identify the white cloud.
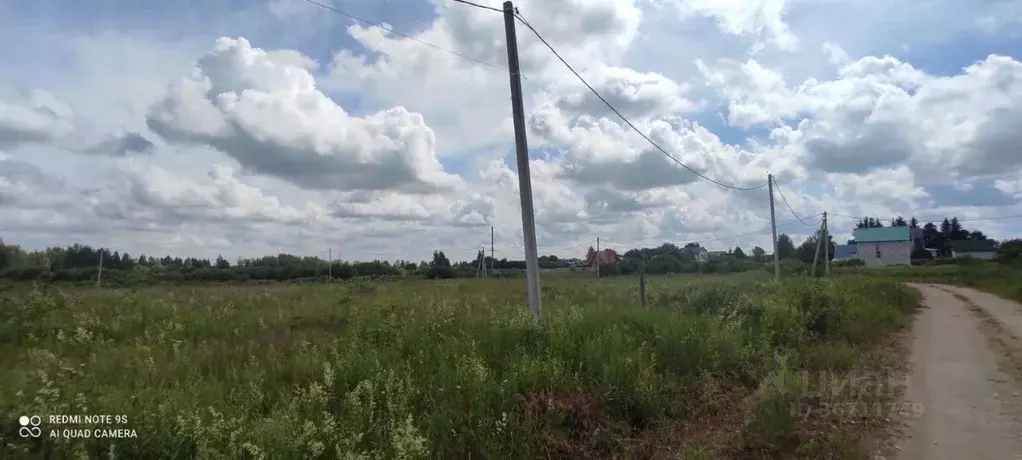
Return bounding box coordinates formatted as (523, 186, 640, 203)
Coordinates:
(1, 0, 1020, 261)
(147, 37, 461, 194)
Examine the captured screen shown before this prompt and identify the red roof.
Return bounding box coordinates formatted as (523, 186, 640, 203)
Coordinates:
(585, 248, 619, 266)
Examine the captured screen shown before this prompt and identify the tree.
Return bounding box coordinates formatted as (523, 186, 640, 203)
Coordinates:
(968, 230, 988, 241)
(892, 216, 907, 227)
(431, 250, 451, 268)
(777, 234, 797, 259)
(733, 246, 746, 259)
(949, 217, 968, 240)
(856, 217, 884, 228)
(752, 246, 766, 260)
(996, 239, 1022, 264)
(215, 255, 231, 269)
(909, 217, 919, 229)
(796, 230, 836, 264)
(940, 218, 951, 235)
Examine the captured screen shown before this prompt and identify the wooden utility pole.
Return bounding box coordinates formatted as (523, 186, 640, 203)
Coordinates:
(768, 174, 780, 281)
(503, 1, 542, 320)
(812, 220, 824, 275)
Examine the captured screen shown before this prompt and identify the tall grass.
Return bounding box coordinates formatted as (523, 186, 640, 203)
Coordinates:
(0, 275, 918, 459)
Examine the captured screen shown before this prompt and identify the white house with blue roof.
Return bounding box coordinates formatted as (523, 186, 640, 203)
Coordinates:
(853, 227, 915, 267)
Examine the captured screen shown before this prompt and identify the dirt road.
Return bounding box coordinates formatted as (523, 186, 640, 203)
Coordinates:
(889, 284, 1022, 460)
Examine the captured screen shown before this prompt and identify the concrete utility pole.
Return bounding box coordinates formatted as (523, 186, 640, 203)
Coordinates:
(503, 0, 542, 321)
(490, 226, 495, 277)
(768, 174, 780, 281)
(97, 251, 103, 289)
(823, 212, 830, 276)
(812, 221, 824, 275)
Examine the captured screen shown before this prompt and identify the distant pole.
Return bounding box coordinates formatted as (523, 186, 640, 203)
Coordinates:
(823, 212, 831, 276)
(97, 251, 103, 289)
(490, 226, 495, 277)
(768, 174, 780, 281)
(596, 237, 601, 278)
(504, 0, 542, 321)
(328, 248, 332, 280)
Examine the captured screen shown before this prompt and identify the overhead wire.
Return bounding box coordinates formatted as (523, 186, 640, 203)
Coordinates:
(451, 0, 504, 13)
(770, 176, 817, 227)
(512, 11, 769, 192)
(828, 212, 1022, 224)
(300, 0, 511, 74)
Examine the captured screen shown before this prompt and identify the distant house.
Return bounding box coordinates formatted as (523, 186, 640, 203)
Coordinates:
(833, 244, 858, 261)
(585, 249, 620, 266)
(853, 227, 915, 267)
(951, 240, 997, 260)
(682, 245, 710, 263)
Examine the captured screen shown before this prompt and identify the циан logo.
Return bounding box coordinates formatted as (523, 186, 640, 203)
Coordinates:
(19, 415, 41, 438)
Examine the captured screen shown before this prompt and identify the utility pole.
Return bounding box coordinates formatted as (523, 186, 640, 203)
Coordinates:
(596, 237, 601, 278)
(97, 251, 103, 289)
(812, 221, 824, 276)
(490, 226, 495, 277)
(504, 0, 542, 321)
(768, 174, 780, 281)
(823, 212, 830, 276)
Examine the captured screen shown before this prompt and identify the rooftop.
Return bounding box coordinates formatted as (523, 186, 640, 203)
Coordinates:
(853, 226, 911, 243)
(950, 240, 997, 252)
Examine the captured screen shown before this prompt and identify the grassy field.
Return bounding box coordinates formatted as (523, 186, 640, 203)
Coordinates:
(834, 261, 1022, 302)
(1, 273, 920, 459)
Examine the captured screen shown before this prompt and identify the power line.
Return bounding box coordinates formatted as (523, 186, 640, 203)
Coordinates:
(301, 0, 510, 74)
(771, 177, 816, 227)
(829, 212, 1022, 224)
(451, 0, 503, 13)
(512, 11, 769, 192)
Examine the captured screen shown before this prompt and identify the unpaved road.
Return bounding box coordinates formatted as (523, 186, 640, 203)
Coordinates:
(889, 284, 1022, 460)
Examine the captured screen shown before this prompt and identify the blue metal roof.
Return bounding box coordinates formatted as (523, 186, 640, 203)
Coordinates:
(853, 226, 911, 243)
(834, 244, 857, 259)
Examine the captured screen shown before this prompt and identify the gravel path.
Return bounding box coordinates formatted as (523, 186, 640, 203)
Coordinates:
(890, 284, 1022, 460)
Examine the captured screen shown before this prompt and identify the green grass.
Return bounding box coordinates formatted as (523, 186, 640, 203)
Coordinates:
(0, 274, 919, 459)
(834, 261, 1022, 302)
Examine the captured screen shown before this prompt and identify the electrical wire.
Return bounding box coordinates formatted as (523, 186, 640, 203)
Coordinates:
(828, 212, 1022, 224)
(301, 0, 510, 74)
(451, 0, 503, 13)
(771, 177, 817, 227)
(512, 12, 769, 192)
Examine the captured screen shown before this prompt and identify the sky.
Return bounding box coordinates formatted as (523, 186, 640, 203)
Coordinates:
(0, 0, 1021, 264)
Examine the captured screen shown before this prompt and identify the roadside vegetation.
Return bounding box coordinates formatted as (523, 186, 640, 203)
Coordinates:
(1, 274, 919, 459)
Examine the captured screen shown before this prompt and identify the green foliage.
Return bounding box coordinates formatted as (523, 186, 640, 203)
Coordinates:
(996, 239, 1022, 264)
(0, 275, 919, 459)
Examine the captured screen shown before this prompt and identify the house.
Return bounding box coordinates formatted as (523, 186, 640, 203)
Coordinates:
(853, 227, 914, 267)
(833, 244, 857, 261)
(585, 249, 620, 266)
(951, 240, 998, 260)
(682, 245, 710, 263)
